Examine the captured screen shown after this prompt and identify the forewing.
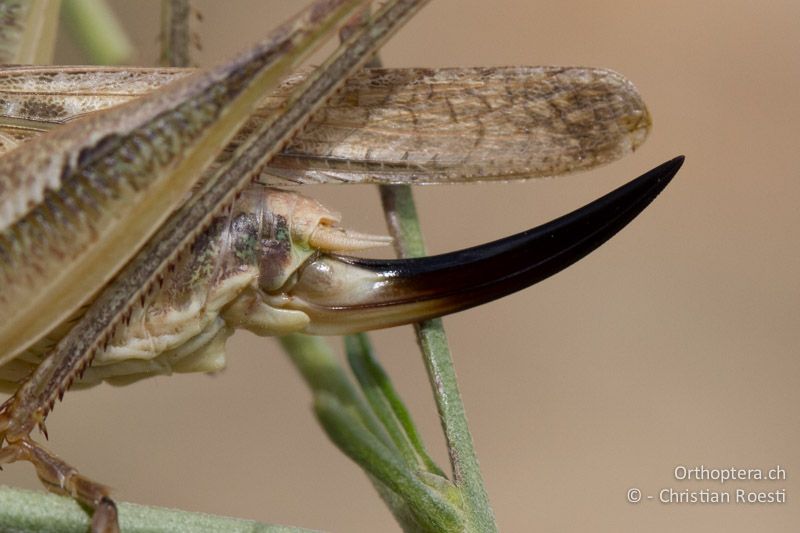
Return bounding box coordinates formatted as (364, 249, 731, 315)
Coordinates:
(0, 65, 650, 183)
(266, 66, 650, 184)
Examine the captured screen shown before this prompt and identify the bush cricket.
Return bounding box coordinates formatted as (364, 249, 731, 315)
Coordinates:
(0, 0, 682, 530)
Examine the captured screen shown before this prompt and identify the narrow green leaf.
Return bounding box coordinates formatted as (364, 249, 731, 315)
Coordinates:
(279, 334, 393, 449)
(346, 333, 445, 477)
(314, 393, 464, 533)
(345, 334, 419, 468)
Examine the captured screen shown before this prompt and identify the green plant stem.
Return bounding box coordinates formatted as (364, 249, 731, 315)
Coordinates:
(0, 486, 318, 533)
(379, 185, 498, 532)
(280, 334, 462, 532)
(279, 334, 391, 444)
(62, 0, 133, 64)
(345, 335, 421, 468)
(345, 334, 445, 476)
(315, 394, 463, 533)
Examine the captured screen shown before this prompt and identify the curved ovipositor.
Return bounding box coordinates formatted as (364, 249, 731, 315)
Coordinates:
(278, 156, 684, 333)
(5, 157, 682, 388)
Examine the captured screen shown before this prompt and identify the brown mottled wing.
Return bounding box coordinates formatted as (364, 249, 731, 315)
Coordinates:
(0, 66, 190, 152)
(0, 66, 650, 184)
(263, 66, 651, 184)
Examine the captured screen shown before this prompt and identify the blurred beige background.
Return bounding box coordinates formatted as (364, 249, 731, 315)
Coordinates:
(4, 1, 798, 531)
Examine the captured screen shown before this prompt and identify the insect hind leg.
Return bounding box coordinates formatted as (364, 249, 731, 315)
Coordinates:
(0, 437, 119, 532)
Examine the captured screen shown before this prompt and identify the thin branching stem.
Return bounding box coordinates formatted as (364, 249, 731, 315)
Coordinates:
(378, 185, 498, 532)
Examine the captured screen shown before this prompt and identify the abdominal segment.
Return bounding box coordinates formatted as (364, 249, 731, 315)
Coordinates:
(0, 187, 330, 389)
